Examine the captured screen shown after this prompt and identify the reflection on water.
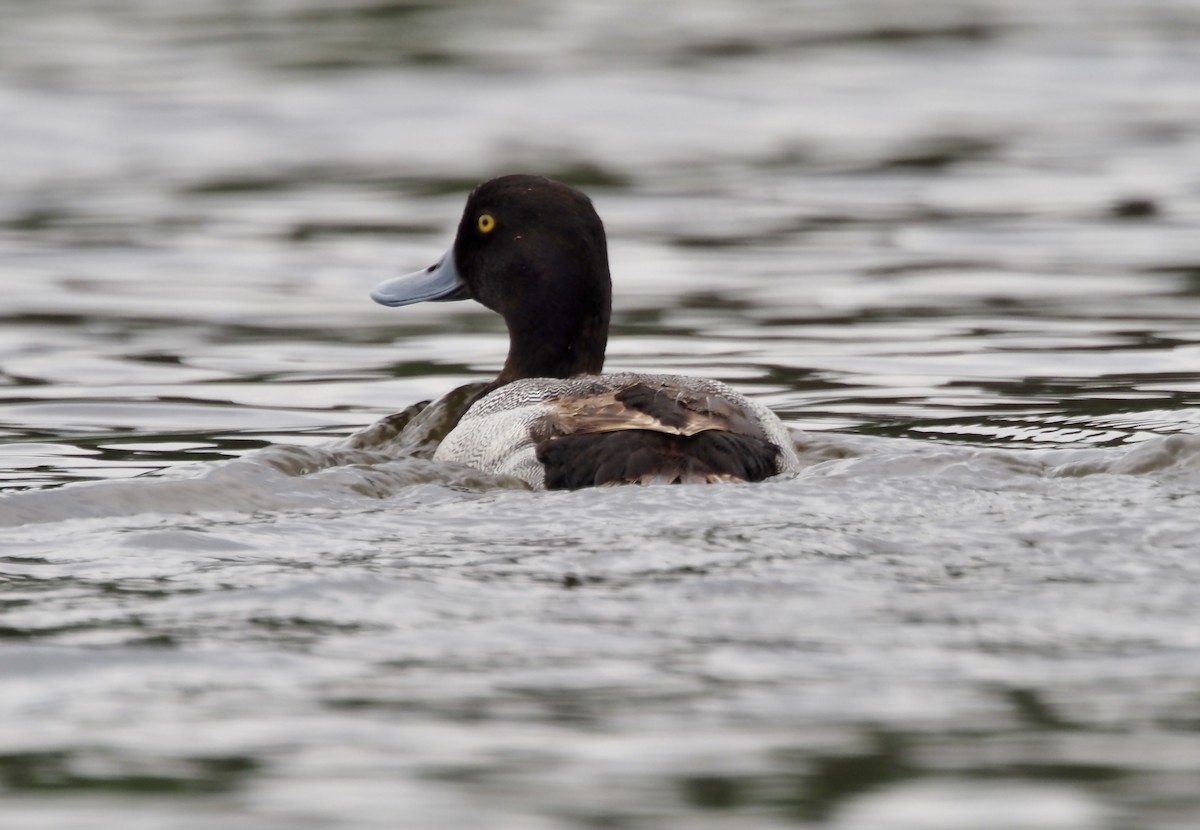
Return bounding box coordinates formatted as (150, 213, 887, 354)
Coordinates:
(2, 0, 1200, 828)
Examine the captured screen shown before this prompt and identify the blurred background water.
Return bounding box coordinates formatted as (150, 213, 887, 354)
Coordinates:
(2, 1, 1200, 828)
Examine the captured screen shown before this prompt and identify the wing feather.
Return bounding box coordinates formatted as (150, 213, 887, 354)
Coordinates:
(546, 381, 768, 440)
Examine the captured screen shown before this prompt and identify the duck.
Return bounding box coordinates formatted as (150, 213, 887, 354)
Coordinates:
(370, 174, 800, 490)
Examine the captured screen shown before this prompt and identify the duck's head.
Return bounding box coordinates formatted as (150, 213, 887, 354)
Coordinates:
(371, 174, 612, 386)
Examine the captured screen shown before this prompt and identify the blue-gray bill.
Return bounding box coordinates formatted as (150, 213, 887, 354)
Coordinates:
(370, 251, 469, 307)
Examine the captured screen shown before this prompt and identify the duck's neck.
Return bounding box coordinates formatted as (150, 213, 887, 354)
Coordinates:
(496, 309, 608, 385)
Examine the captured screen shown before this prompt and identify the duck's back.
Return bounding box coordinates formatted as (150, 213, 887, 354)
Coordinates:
(433, 373, 800, 489)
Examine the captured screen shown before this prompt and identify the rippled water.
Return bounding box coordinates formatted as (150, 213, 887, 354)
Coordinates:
(3, 1, 1200, 828)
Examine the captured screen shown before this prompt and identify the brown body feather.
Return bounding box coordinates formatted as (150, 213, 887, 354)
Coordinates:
(532, 381, 780, 489)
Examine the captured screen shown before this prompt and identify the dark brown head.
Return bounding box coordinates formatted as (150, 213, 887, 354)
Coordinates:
(371, 175, 612, 384)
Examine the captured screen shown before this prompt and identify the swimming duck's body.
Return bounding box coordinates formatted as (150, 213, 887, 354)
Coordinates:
(371, 174, 800, 490)
(434, 372, 796, 489)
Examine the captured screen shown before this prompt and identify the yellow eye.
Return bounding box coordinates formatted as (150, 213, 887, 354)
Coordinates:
(477, 213, 496, 234)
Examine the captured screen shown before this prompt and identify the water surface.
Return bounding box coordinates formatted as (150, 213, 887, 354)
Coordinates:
(2, 1, 1200, 828)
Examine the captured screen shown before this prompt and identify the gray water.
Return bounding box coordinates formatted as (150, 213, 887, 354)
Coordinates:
(3, 1, 1200, 827)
